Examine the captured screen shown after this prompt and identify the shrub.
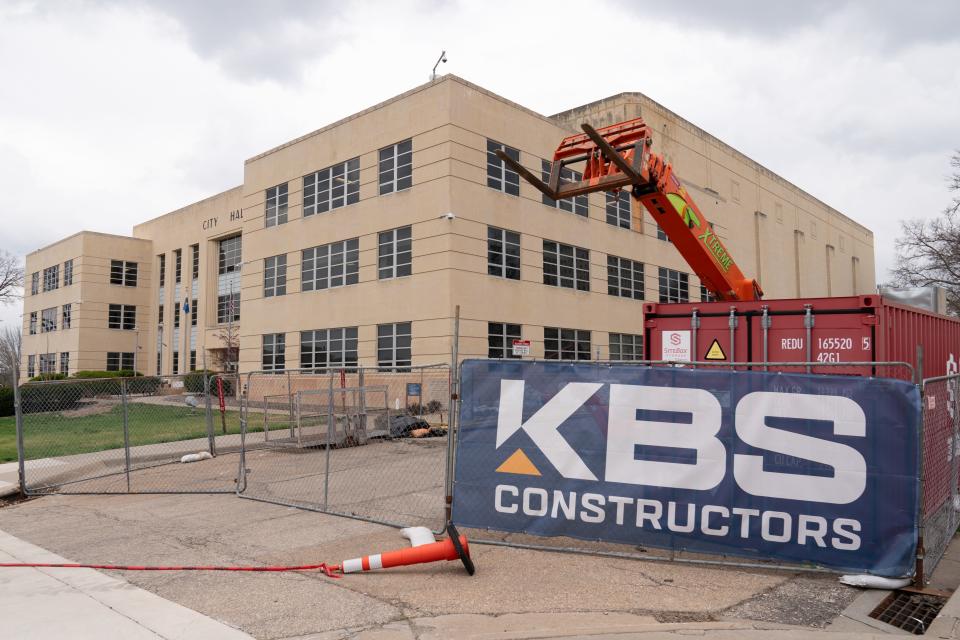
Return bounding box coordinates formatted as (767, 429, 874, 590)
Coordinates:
(184, 370, 233, 396)
(19, 382, 85, 414)
(0, 387, 12, 417)
(125, 376, 163, 395)
(29, 373, 68, 382)
(73, 370, 141, 379)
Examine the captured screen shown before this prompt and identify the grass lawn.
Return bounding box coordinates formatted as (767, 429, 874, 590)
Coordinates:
(0, 402, 244, 463)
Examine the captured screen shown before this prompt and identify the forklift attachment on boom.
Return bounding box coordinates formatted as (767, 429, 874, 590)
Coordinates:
(496, 118, 763, 301)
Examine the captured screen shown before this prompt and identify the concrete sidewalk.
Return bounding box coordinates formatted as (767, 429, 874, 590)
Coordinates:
(0, 528, 253, 639)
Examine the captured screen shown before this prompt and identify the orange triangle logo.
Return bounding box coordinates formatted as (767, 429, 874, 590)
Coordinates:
(496, 449, 541, 476)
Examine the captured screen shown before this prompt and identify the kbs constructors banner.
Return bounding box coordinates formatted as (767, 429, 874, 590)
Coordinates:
(453, 360, 921, 576)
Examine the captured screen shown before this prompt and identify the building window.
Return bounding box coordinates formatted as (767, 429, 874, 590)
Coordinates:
(156, 352, 161, 375)
(658, 267, 689, 303)
(62, 304, 72, 329)
(544, 327, 591, 361)
(27, 355, 35, 378)
(218, 236, 241, 274)
(378, 226, 412, 279)
(303, 157, 360, 216)
(63, 259, 74, 286)
(541, 160, 588, 216)
(487, 226, 521, 280)
(607, 255, 644, 300)
(29, 312, 37, 335)
(41, 307, 57, 332)
(108, 304, 136, 330)
(263, 255, 287, 297)
(300, 327, 358, 372)
(265, 183, 288, 227)
(191, 244, 199, 280)
(190, 350, 196, 372)
(609, 333, 643, 361)
(158, 254, 165, 287)
(700, 284, 715, 302)
(487, 139, 520, 196)
(43, 265, 59, 292)
(543, 240, 589, 291)
(39, 353, 56, 374)
(174, 302, 181, 328)
(488, 322, 522, 359)
(158, 304, 164, 325)
(656, 224, 669, 241)
(110, 260, 138, 286)
(377, 322, 411, 371)
(106, 352, 135, 372)
(191, 299, 197, 326)
(606, 191, 631, 229)
(379, 139, 412, 195)
(31, 272, 39, 295)
(217, 293, 239, 324)
(302, 239, 359, 291)
(172, 351, 179, 374)
(217, 236, 241, 324)
(174, 250, 182, 284)
(262, 333, 286, 372)
(60, 352, 70, 375)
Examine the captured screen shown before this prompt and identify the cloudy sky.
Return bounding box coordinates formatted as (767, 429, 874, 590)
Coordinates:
(1, 0, 958, 327)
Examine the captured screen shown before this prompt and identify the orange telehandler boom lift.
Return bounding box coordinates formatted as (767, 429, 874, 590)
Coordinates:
(496, 118, 763, 302)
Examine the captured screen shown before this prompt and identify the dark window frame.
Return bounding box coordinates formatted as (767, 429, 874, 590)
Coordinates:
(378, 139, 413, 195)
(486, 139, 520, 196)
(488, 322, 522, 359)
(544, 327, 591, 361)
(543, 240, 590, 291)
(487, 226, 521, 280)
(302, 239, 360, 291)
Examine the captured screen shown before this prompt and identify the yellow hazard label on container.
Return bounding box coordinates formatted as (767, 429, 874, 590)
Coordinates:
(704, 339, 727, 361)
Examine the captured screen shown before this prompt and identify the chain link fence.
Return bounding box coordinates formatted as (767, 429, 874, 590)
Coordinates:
(237, 364, 452, 531)
(920, 374, 960, 579)
(15, 373, 241, 494)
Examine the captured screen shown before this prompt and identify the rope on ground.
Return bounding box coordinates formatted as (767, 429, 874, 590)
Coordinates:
(0, 562, 341, 578)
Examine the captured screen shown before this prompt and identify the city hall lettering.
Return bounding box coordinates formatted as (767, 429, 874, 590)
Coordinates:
(493, 380, 867, 550)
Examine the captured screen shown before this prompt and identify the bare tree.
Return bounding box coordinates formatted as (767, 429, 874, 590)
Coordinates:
(892, 151, 960, 316)
(0, 251, 24, 305)
(0, 325, 22, 387)
(211, 324, 239, 372)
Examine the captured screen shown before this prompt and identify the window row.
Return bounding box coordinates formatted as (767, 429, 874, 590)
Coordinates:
(259, 322, 411, 373)
(26, 353, 65, 377)
(265, 139, 413, 229)
(31, 260, 74, 295)
(488, 323, 645, 361)
(261, 227, 411, 297)
(486, 225, 691, 302)
(256, 322, 644, 373)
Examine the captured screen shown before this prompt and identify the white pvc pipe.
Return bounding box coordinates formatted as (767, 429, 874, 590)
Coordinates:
(180, 452, 213, 464)
(400, 526, 436, 547)
(839, 575, 911, 589)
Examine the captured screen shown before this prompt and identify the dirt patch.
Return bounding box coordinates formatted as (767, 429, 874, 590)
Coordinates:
(722, 575, 860, 628)
(0, 492, 37, 509)
(61, 399, 119, 418)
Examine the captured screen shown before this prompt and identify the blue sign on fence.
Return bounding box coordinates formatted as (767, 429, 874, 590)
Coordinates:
(453, 360, 921, 576)
(406, 383, 422, 397)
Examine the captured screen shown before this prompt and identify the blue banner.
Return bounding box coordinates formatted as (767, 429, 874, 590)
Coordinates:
(453, 360, 921, 576)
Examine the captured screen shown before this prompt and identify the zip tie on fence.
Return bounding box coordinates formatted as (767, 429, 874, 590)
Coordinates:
(0, 562, 341, 578)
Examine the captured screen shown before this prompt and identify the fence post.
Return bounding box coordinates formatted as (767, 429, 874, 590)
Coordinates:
(286, 371, 295, 438)
(324, 373, 334, 511)
(444, 305, 460, 525)
(121, 378, 132, 493)
(915, 345, 925, 587)
(204, 374, 217, 456)
(13, 364, 26, 495)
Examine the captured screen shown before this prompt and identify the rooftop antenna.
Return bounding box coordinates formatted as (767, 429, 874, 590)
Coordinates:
(430, 50, 447, 81)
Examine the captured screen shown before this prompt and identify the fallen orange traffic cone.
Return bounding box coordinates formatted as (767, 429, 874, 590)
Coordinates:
(334, 524, 475, 576)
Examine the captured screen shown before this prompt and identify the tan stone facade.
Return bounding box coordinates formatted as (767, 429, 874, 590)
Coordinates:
(20, 76, 875, 381)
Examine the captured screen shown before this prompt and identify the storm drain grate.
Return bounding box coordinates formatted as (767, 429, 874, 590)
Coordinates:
(868, 590, 947, 635)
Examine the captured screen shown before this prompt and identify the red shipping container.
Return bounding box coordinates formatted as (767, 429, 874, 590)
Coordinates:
(643, 294, 960, 381)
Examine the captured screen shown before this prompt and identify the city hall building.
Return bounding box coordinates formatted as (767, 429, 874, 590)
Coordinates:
(20, 75, 875, 380)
